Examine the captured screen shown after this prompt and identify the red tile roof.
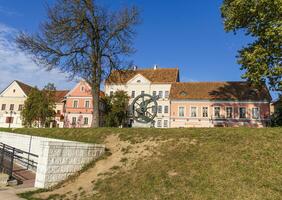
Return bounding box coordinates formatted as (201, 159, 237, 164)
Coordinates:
(54, 90, 69, 103)
(15, 80, 34, 95)
(106, 68, 179, 84)
(170, 82, 271, 101)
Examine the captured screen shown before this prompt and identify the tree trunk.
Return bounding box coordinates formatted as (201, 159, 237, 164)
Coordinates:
(91, 82, 100, 128)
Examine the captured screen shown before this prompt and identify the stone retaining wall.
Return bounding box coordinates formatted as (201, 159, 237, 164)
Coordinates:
(0, 131, 105, 188)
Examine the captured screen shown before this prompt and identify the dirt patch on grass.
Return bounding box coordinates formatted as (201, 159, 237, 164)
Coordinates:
(34, 134, 160, 200)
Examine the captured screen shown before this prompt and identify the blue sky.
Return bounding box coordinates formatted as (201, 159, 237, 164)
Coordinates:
(0, 0, 277, 98)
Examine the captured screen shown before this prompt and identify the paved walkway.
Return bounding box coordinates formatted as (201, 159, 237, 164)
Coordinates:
(0, 187, 35, 200)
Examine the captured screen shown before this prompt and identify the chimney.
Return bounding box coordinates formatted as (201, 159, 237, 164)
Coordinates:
(153, 64, 158, 70)
(133, 65, 138, 70)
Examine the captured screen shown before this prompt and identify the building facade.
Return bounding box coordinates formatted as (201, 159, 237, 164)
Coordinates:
(0, 80, 33, 128)
(105, 66, 179, 128)
(63, 80, 104, 128)
(170, 82, 271, 127)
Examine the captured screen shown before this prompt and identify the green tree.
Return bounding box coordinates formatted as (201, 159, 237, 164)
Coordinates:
(21, 87, 41, 127)
(104, 91, 129, 127)
(221, 0, 282, 91)
(16, 0, 140, 127)
(271, 95, 282, 126)
(21, 84, 56, 127)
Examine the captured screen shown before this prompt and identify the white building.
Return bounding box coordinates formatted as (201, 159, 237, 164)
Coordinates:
(0, 80, 33, 128)
(105, 66, 179, 128)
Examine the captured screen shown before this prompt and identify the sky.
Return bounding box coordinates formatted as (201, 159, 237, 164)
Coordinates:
(0, 0, 278, 99)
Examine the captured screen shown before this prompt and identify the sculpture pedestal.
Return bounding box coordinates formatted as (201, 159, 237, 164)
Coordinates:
(132, 121, 154, 128)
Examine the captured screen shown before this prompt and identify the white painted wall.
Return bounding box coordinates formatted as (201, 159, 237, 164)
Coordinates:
(0, 132, 105, 188)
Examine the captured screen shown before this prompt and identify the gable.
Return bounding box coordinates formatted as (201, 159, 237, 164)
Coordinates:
(127, 74, 151, 85)
(0, 81, 29, 98)
(66, 80, 92, 97)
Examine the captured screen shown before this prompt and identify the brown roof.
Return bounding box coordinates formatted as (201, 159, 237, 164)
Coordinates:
(170, 82, 271, 101)
(54, 90, 69, 102)
(15, 80, 34, 95)
(106, 68, 179, 84)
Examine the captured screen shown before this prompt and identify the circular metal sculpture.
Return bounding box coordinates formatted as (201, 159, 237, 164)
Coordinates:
(131, 94, 158, 123)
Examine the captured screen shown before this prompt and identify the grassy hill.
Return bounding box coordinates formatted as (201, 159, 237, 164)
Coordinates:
(1, 127, 282, 200)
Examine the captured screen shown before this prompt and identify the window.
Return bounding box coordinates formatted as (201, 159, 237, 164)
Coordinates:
(163, 120, 168, 128)
(141, 91, 145, 95)
(1, 104, 6, 111)
(72, 117, 77, 125)
(10, 104, 14, 111)
(84, 117, 89, 125)
(152, 91, 157, 97)
(152, 106, 157, 113)
(239, 107, 246, 119)
(164, 106, 169, 114)
(226, 107, 233, 118)
(214, 107, 220, 118)
(57, 110, 61, 114)
(157, 120, 162, 128)
(158, 91, 163, 98)
(6, 117, 13, 123)
(179, 107, 184, 117)
(131, 91, 135, 98)
(85, 100, 90, 108)
(165, 91, 169, 98)
(13, 89, 16, 93)
(137, 80, 141, 83)
(110, 91, 114, 96)
(202, 107, 208, 117)
(158, 106, 162, 113)
(73, 100, 78, 108)
(252, 108, 259, 119)
(191, 107, 197, 117)
(81, 86, 84, 92)
(18, 105, 23, 111)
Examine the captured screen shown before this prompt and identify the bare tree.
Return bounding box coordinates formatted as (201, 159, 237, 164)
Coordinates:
(16, 0, 140, 127)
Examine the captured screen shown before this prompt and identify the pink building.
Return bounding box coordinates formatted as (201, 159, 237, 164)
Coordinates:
(63, 80, 104, 128)
(170, 82, 271, 128)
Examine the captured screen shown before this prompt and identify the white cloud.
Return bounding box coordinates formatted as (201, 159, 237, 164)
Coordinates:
(0, 23, 76, 92)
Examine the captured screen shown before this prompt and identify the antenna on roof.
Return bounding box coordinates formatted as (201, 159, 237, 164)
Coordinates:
(153, 64, 158, 70)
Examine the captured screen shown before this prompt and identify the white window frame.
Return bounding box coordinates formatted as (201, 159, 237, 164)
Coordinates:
(252, 107, 260, 119)
(202, 106, 209, 118)
(163, 120, 168, 128)
(164, 105, 169, 114)
(158, 91, 163, 98)
(158, 105, 162, 114)
(225, 106, 233, 118)
(239, 107, 247, 119)
(214, 106, 221, 118)
(165, 91, 169, 98)
(152, 91, 157, 97)
(157, 120, 162, 128)
(190, 106, 197, 118)
(84, 117, 89, 125)
(178, 106, 185, 117)
(72, 117, 77, 125)
(73, 100, 78, 108)
(85, 100, 90, 108)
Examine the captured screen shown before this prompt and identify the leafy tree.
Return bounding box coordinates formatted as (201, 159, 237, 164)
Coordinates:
(104, 90, 129, 127)
(21, 84, 56, 127)
(21, 87, 41, 127)
(271, 95, 282, 126)
(221, 0, 282, 91)
(16, 0, 140, 127)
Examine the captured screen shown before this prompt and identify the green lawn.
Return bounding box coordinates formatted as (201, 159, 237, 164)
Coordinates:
(1, 127, 282, 200)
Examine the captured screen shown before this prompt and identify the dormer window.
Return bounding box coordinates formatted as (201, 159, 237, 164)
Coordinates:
(180, 91, 187, 96)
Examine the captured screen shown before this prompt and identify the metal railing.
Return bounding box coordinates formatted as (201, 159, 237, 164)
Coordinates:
(0, 142, 38, 179)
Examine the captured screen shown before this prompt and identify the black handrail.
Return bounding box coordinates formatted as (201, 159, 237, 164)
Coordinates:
(0, 142, 38, 179)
